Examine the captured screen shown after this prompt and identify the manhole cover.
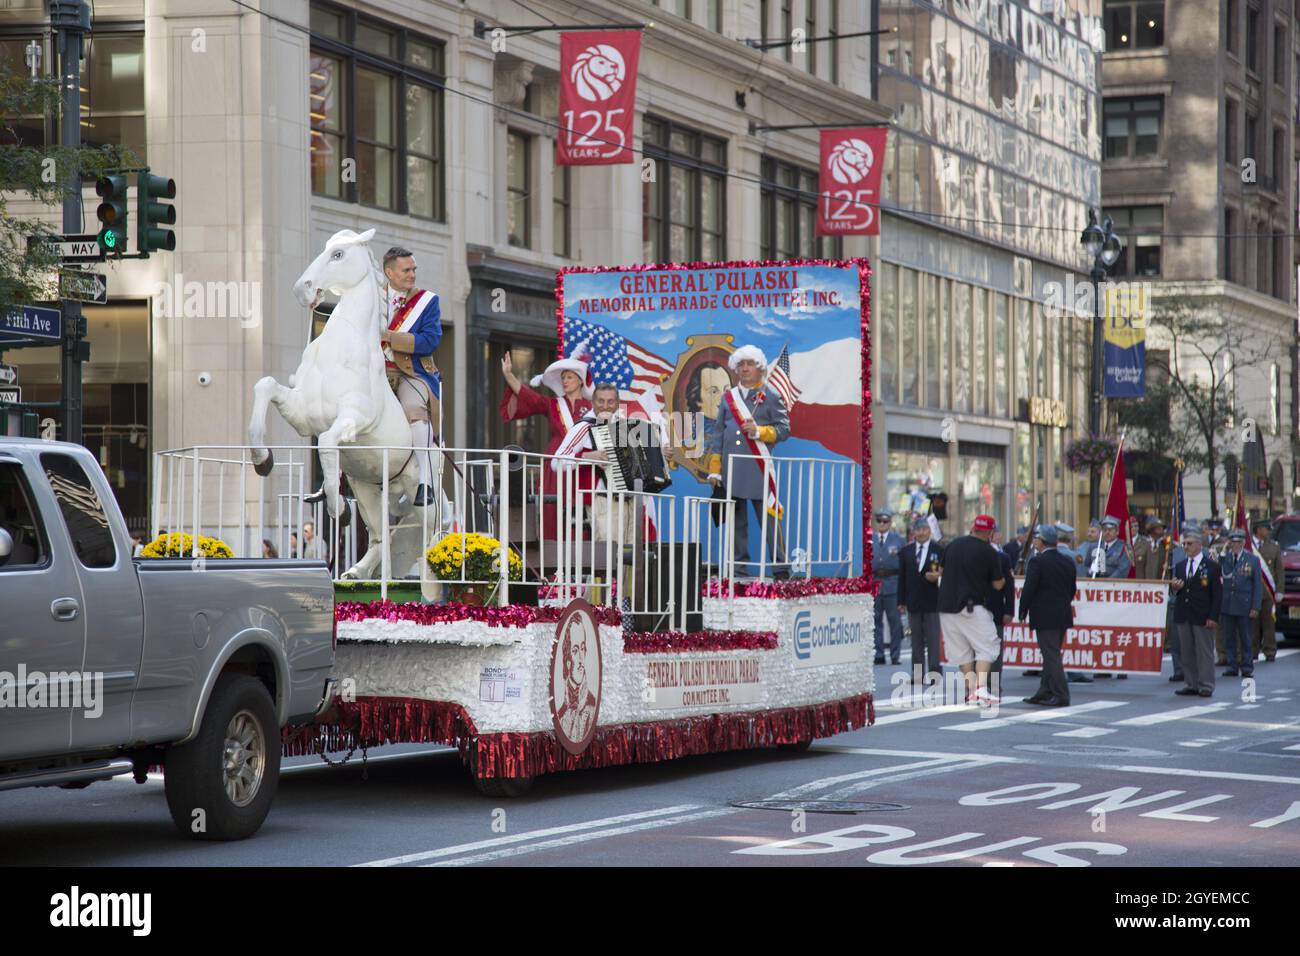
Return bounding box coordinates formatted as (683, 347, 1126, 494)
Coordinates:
(730, 800, 909, 814)
(1014, 743, 1167, 757)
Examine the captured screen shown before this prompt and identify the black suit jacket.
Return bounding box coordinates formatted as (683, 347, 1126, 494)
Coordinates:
(1003, 540, 1023, 570)
(1017, 548, 1077, 632)
(984, 547, 1016, 623)
(897, 541, 943, 612)
(1173, 555, 1223, 625)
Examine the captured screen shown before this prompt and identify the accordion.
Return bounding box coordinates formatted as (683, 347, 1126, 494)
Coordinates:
(591, 418, 672, 494)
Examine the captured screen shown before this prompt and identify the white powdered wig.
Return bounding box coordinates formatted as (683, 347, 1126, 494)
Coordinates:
(728, 345, 768, 371)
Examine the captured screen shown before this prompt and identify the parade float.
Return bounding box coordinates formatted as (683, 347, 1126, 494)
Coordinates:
(156, 242, 876, 794)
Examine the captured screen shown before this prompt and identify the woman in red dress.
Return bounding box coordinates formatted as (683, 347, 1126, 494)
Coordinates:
(500, 350, 595, 539)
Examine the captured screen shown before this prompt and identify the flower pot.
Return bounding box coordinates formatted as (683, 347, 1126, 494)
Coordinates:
(450, 584, 484, 606)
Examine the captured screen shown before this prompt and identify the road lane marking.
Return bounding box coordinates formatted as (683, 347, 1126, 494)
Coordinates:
(1053, 726, 1117, 738)
(426, 808, 738, 866)
(873, 704, 978, 725)
(815, 746, 1020, 762)
(941, 700, 1127, 731)
(824, 758, 1009, 800)
(354, 805, 702, 867)
(767, 757, 967, 799)
(1102, 765, 1300, 785)
(1110, 702, 1232, 726)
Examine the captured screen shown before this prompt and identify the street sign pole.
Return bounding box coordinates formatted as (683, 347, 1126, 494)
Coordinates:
(53, 0, 91, 446)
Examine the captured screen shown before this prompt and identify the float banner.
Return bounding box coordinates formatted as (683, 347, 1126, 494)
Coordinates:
(969, 579, 1168, 674)
(1103, 285, 1147, 397)
(643, 656, 764, 710)
(817, 128, 887, 236)
(559, 259, 867, 574)
(557, 31, 640, 165)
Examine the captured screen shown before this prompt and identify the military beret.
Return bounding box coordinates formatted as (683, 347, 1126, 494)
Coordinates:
(1089, 518, 1100, 528)
(1228, 528, 1246, 541)
(1100, 516, 1120, 528)
(1183, 529, 1203, 542)
(874, 510, 893, 520)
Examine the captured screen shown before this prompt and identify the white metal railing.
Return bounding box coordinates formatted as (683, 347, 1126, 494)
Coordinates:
(151, 444, 857, 627)
(723, 453, 859, 580)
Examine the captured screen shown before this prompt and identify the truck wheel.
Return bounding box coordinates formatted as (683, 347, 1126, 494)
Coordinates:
(473, 774, 535, 798)
(164, 674, 280, 841)
(778, 738, 814, 753)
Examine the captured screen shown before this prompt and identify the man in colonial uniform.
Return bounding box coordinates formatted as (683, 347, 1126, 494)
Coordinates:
(705, 346, 790, 575)
(381, 246, 442, 506)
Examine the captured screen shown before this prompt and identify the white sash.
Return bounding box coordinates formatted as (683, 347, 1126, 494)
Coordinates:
(724, 385, 781, 517)
(383, 289, 435, 363)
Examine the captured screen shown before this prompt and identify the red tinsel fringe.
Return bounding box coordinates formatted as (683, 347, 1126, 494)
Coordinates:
(283, 693, 874, 779)
(335, 600, 623, 627)
(623, 629, 778, 653)
(702, 576, 875, 599)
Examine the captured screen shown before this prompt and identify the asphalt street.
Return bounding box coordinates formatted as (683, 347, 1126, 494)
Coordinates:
(3, 647, 1300, 867)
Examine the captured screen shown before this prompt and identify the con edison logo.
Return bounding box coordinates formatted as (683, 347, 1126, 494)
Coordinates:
(793, 607, 865, 669)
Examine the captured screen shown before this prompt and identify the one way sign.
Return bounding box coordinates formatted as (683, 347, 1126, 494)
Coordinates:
(28, 234, 106, 263)
(60, 270, 108, 304)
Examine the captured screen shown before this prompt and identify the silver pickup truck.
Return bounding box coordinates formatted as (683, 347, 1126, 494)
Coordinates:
(0, 439, 336, 840)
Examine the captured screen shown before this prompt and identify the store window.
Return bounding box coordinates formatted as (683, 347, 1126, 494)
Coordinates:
(553, 164, 571, 258)
(993, 294, 1009, 418)
(886, 436, 948, 522)
(952, 282, 971, 412)
(878, 263, 898, 403)
(642, 117, 726, 262)
(1014, 424, 1032, 531)
(957, 442, 1007, 533)
(309, 2, 445, 218)
(923, 273, 940, 409)
(1015, 298, 1030, 408)
(973, 288, 987, 416)
(900, 268, 918, 405)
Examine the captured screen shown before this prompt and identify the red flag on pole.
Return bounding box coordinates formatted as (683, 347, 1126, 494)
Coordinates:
(1102, 436, 1137, 579)
(557, 32, 641, 165)
(1233, 481, 1276, 603)
(816, 128, 888, 236)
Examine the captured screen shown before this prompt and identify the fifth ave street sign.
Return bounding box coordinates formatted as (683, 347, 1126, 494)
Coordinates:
(60, 270, 108, 304)
(0, 305, 62, 341)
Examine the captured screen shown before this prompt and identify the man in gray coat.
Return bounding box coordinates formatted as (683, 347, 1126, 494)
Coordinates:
(1219, 528, 1261, 678)
(706, 345, 790, 572)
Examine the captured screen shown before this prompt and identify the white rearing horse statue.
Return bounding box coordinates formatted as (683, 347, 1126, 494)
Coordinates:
(248, 228, 443, 580)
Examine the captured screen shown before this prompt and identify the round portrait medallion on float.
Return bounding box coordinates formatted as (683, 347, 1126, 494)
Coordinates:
(548, 598, 603, 756)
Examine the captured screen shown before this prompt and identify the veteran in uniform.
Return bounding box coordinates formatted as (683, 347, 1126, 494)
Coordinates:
(1133, 516, 1167, 579)
(1085, 515, 1132, 578)
(1219, 529, 1261, 678)
(1252, 518, 1283, 664)
(1171, 529, 1222, 698)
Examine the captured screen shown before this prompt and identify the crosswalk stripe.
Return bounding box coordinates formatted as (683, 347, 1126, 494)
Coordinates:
(1110, 702, 1232, 727)
(873, 704, 976, 725)
(941, 700, 1127, 732)
(1053, 726, 1117, 738)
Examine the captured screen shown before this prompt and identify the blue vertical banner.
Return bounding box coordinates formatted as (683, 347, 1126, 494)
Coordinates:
(1103, 285, 1147, 398)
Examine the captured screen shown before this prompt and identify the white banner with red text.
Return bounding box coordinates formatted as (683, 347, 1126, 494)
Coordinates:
(941, 579, 1169, 674)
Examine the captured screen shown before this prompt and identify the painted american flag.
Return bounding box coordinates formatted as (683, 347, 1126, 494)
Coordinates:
(565, 317, 675, 413)
(768, 343, 802, 410)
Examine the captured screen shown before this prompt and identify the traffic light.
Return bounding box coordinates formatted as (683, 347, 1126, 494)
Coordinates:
(138, 171, 176, 254)
(95, 173, 129, 254)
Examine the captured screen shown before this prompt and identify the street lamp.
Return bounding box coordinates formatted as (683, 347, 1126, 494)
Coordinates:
(1081, 209, 1123, 518)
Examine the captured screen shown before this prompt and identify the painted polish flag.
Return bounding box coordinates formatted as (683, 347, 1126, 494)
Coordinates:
(786, 337, 862, 461)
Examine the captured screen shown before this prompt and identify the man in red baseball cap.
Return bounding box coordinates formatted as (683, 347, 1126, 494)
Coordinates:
(935, 514, 1007, 705)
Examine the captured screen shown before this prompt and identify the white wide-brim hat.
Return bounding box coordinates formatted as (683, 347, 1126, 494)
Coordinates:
(728, 344, 768, 371)
(531, 350, 593, 400)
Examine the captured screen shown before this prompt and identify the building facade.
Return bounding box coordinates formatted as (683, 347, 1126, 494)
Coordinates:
(1101, 0, 1297, 522)
(0, 0, 885, 537)
(872, 0, 1105, 536)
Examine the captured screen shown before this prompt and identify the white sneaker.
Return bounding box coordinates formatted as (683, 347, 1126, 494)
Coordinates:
(974, 687, 999, 707)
